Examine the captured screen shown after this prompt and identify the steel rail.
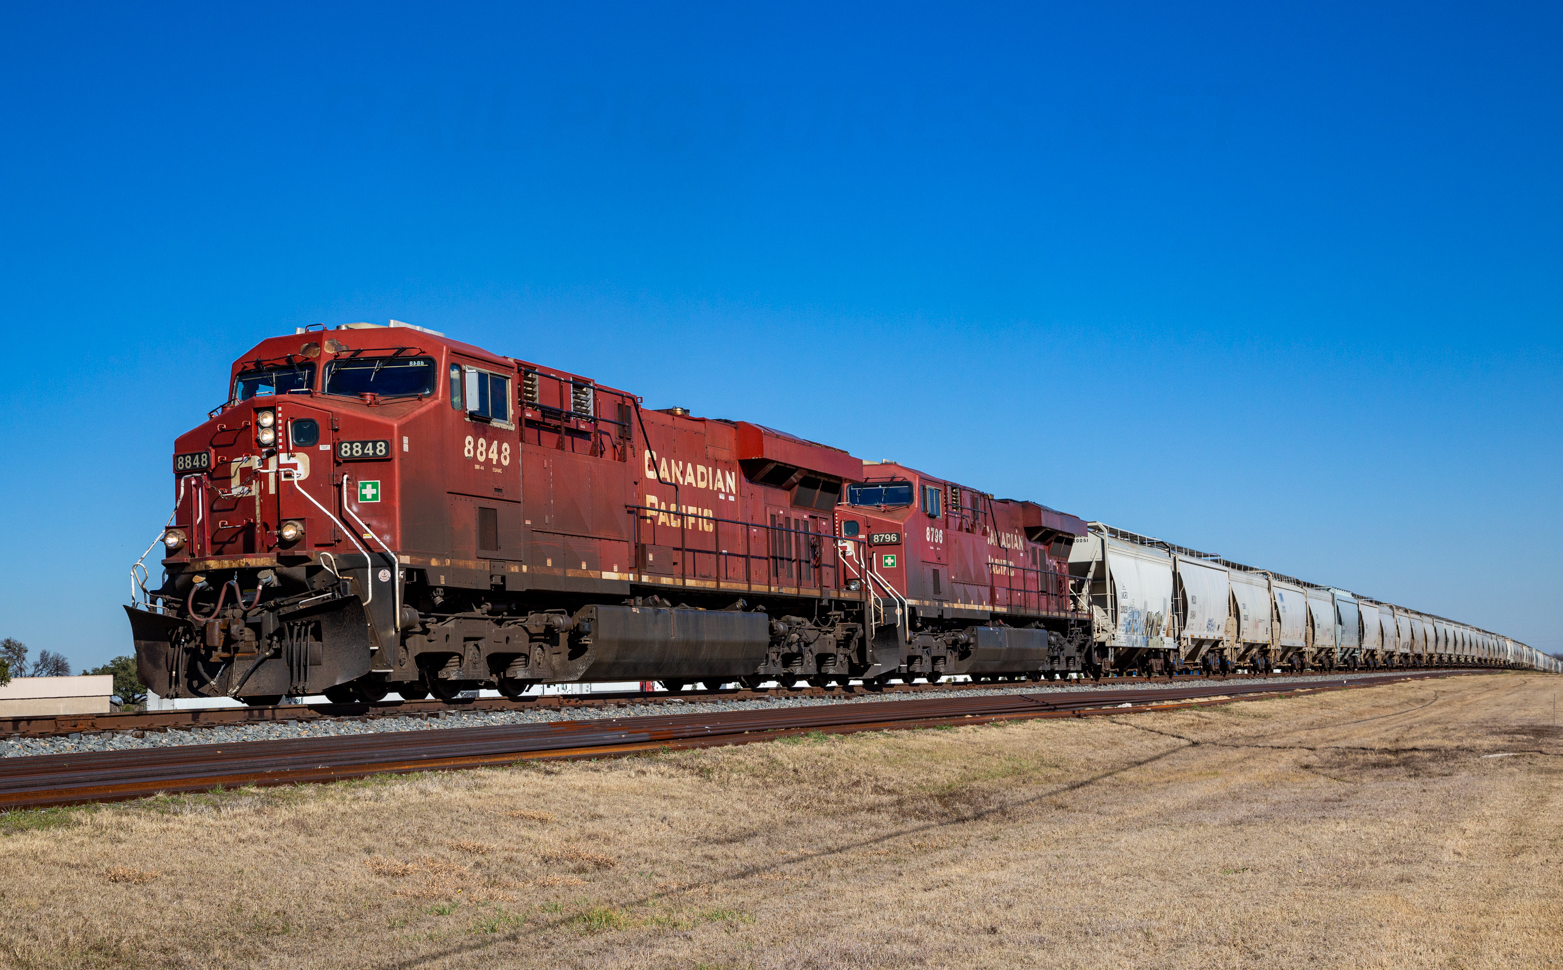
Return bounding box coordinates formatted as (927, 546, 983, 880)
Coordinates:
(0, 671, 1473, 810)
(0, 667, 1486, 740)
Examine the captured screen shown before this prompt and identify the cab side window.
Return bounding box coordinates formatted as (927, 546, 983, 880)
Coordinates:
(449, 364, 463, 410)
(921, 484, 942, 517)
(462, 368, 512, 423)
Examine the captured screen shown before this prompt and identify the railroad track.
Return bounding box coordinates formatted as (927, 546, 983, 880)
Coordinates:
(0, 667, 1471, 740)
(0, 670, 1475, 810)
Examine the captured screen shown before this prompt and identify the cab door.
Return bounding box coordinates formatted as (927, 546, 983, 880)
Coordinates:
(917, 482, 948, 600)
(447, 358, 523, 568)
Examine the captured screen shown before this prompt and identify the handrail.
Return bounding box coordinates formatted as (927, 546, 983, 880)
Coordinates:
(625, 502, 867, 601)
(342, 473, 402, 630)
(864, 554, 908, 640)
(129, 474, 198, 609)
(837, 539, 887, 630)
(283, 469, 374, 608)
(983, 554, 1079, 617)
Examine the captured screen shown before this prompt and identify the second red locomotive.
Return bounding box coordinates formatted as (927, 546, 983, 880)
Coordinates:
(127, 322, 1090, 704)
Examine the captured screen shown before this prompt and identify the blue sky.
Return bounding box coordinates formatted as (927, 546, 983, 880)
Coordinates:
(1, 1, 1559, 668)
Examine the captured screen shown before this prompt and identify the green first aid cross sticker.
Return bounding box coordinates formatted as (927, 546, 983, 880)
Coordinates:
(358, 480, 381, 503)
(881, 553, 897, 568)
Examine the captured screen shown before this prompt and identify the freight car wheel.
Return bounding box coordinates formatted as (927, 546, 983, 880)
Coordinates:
(241, 695, 282, 707)
(926, 672, 943, 685)
(661, 680, 687, 693)
(738, 676, 766, 690)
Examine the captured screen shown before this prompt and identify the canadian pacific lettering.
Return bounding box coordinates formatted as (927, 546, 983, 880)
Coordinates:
(643, 451, 737, 495)
(641, 494, 715, 531)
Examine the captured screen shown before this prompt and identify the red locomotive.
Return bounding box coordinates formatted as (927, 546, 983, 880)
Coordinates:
(127, 322, 1091, 703)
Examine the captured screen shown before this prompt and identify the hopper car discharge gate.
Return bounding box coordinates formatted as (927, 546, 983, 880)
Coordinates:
(125, 324, 1546, 702)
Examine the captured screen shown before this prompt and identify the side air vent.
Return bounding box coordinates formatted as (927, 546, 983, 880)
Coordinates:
(522, 370, 540, 405)
(572, 381, 594, 416)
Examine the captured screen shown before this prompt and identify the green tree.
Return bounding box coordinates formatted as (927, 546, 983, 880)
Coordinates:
(0, 638, 26, 681)
(86, 656, 147, 708)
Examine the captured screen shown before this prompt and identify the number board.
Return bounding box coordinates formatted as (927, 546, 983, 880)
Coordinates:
(173, 451, 211, 473)
(337, 439, 391, 461)
(869, 532, 901, 545)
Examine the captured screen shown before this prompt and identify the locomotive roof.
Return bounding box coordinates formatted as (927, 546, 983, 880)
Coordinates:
(235, 323, 636, 399)
(863, 460, 1087, 537)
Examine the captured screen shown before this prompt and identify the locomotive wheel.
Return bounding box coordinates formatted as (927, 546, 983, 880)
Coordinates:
(738, 676, 766, 690)
(323, 685, 362, 704)
(358, 682, 389, 703)
(426, 674, 466, 702)
(398, 684, 429, 701)
(862, 676, 885, 692)
(497, 677, 535, 700)
(926, 672, 943, 685)
(241, 695, 282, 707)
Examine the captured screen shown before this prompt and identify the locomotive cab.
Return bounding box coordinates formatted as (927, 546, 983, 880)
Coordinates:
(128, 321, 495, 704)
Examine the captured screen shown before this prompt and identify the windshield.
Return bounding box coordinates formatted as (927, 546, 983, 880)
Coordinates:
(324, 356, 437, 398)
(233, 364, 315, 402)
(847, 483, 913, 507)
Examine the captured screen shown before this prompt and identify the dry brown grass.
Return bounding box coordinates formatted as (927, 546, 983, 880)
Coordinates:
(543, 847, 618, 871)
(0, 672, 1559, 969)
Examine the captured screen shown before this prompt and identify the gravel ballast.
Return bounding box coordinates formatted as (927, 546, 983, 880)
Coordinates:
(0, 670, 1432, 760)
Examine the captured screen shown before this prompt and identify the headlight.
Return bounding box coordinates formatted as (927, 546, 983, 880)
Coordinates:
(279, 521, 303, 543)
(163, 529, 187, 552)
(257, 426, 276, 446)
(256, 410, 276, 428)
